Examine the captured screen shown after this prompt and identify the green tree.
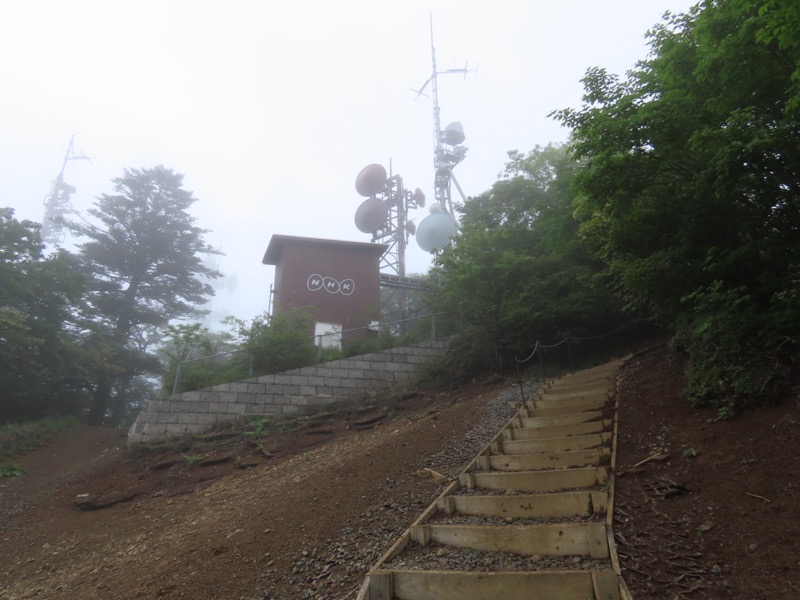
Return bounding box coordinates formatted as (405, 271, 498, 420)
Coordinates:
(431, 144, 623, 376)
(0, 208, 86, 423)
(552, 0, 800, 409)
(241, 309, 318, 375)
(159, 322, 246, 394)
(69, 166, 221, 424)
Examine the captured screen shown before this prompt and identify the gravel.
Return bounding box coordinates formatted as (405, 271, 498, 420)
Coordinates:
(255, 383, 529, 600)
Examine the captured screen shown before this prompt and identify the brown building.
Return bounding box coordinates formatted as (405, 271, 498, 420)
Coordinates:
(262, 235, 388, 347)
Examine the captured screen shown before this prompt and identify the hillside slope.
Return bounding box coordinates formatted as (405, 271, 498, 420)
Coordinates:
(1, 347, 797, 599)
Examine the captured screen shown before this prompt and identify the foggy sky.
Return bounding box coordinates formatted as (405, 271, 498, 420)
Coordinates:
(0, 0, 696, 325)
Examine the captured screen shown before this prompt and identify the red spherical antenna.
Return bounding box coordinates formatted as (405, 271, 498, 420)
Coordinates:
(355, 164, 388, 197)
(354, 197, 389, 233)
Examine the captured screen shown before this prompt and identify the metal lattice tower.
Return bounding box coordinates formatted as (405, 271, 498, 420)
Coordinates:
(41, 135, 90, 245)
(422, 15, 472, 217)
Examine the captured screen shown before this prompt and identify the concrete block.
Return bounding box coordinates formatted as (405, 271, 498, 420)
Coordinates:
(257, 374, 277, 384)
(281, 404, 300, 415)
(197, 413, 219, 425)
(157, 412, 181, 424)
(246, 383, 266, 394)
(178, 413, 199, 424)
(220, 392, 239, 403)
(299, 385, 317, 396)
(347, 369, 365, 379)
(313, 395, 336, 405)
(290, 395, 309, 406)
(299, 366, 318, 376)
(324, 377, 341, 387)
(256, 393, 276, 405)
(147, 400, 169, 412)
(143, 423, 167, 436)
(200, 391, 221, 402)
(165, 423, 188, 435)
(227, 382, 251, 393)
(305, 375, 326, 386)
(137, 411, 155, 424)
(180, 392, 202, 402)
(209, 402, 228, 413)
(227, 403, 247, 414)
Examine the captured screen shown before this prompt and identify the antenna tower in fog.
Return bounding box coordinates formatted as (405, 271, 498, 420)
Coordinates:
(41, 135, 90, 245)
(409, 15, 473, 255)
(416, 14, 474, 218)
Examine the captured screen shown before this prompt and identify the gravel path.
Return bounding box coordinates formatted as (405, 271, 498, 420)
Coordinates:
(262, 383, 530, 600)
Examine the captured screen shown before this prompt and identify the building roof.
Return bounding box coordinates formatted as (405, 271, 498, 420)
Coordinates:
(262, 234, 389, 265)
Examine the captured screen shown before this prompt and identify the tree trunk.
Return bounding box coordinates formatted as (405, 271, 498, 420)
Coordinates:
(88, 379, 112, 425)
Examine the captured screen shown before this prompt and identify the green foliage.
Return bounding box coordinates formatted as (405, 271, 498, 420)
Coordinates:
(553, 1, 800, 409)
(0, 463, 25, 478)
(240, 309, 318, 376)
(0, 209, 88, 424)
(0, 416, 79, 457)
(67, 166, 222, 424)
(430, 144, 625, 379)
(243, 417, 271, 437)
(160, 322, 249, 394)
(674, 282, 796, 411)
(183, 454, 205, 467)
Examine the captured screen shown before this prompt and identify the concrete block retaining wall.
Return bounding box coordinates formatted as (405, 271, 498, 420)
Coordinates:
(127, 340, 446, 446)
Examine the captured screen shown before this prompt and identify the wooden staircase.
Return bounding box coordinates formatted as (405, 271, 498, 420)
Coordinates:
(356, 358, 633, 600)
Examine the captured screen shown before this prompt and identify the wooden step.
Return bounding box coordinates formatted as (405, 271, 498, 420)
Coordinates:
(524, 400, 608, 418)
(366, 569, 622, 600)
(409, 522, 610, 558)
(436, 490, 608, 518)
(501, 420, 612, 441)
(495, 432, 612, 455)
(539, 389, 610, 403)
(512, 410, 606, 429)
(543, 380, 616, 394)
(356, 357, 630, 600)
(482, 447, 610, 471)
(459, 466, 608, 493)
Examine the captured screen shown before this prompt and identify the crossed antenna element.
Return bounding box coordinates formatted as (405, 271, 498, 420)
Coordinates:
(353, 15, 474, 268)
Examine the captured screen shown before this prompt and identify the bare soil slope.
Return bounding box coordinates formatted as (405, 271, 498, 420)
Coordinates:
(1, 347, 798, 599)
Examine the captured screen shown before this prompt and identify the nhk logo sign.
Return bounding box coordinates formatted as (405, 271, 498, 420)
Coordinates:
(307, 274, 355, 296)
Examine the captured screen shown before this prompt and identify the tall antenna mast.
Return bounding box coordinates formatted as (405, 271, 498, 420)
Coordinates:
(410, 15, 473, 254)
(427, 14, 472, 217)
(41, 135, 90, 245)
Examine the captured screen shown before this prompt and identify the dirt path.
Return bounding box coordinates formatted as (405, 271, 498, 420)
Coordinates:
(1, 349, 798, 599)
